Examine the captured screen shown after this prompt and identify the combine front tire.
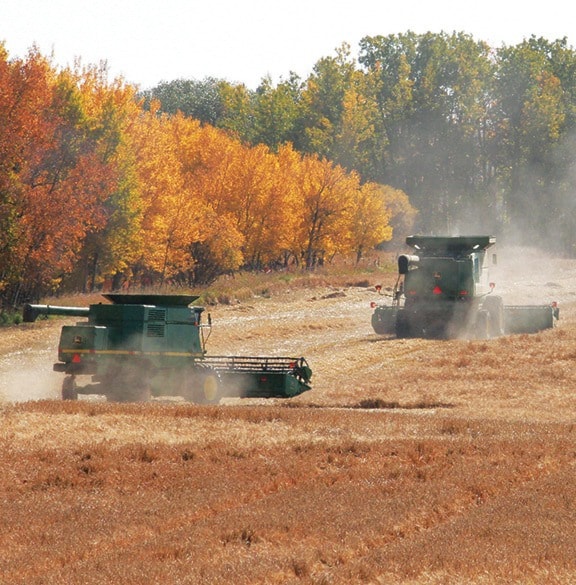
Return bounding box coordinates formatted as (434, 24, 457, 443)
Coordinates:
(475, 310, 490, 339)
(105, 363, 152, 402)
(483, 295, 504, 338)
(395, 311, 411, 338)
(184, 368, 222, 404)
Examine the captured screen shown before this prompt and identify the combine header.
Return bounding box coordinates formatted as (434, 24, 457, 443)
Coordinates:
(24, 294, 312, 403)
(371, 235, 559, 339)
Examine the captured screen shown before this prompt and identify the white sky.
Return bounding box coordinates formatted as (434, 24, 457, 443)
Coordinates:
(1, 0, 574, 90)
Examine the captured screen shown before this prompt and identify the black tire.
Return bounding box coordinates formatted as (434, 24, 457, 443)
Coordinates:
(62, 376, 78, 400)
(372, 308, 397, 335)
(475, 310, 490, 339)
(483, 295, 504, 338)
(105, 363, 152, 402)
(184, 368, 222, 404)
(395, 311, 411, 338)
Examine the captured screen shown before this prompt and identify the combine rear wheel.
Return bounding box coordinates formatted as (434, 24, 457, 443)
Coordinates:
(62, 376, 78, 400)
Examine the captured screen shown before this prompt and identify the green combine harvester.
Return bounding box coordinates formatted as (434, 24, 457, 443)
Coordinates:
(24, 294, 312, 403)
(371, 235, 559, 339)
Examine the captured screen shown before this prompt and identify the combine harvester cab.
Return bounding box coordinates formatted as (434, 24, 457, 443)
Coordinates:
(23, 294, 312, 403)
(371, 235, 559, 339)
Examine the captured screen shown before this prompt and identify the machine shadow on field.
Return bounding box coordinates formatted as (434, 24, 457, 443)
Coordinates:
(291, 399, 457, 410)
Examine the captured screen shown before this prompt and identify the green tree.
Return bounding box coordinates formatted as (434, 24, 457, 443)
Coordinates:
(140, 77, 225, 125)
(217, 81, 256, 142)
(251, 73, 303, 150)
(297, 44, 357, 158)
(493, 38, 567, 242)
(359, 32, 494, 232)
(332, 74, 382, 178)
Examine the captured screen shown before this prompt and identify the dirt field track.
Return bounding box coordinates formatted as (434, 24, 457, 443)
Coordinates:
(1, 249, 576, 584)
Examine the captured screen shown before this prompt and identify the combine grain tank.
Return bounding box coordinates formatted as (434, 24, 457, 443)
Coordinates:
(371, 236, 559, 339)
(24, 294, 312, 403)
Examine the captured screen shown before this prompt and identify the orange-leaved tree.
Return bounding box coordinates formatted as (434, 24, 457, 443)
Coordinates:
(0, 49, 119, 302)
(66, 64, 145, 291)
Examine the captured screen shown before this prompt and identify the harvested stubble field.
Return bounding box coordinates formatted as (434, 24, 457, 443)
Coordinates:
(1, 250, 576, 584)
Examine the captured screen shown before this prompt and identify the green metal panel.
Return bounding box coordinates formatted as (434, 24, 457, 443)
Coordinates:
(217, 371, 309, 398)
(405, 257, 475, 299)
(504, 305, 556, 334)
(88, 296, 205, 355)
(58, 325, 108, 363)
(23, 304, 89, 322)
(162, 306, 204, 354)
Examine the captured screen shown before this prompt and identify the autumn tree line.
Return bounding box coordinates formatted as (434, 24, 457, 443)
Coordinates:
(0, 44, 414, 306)
(144, 33, 576, 253)
(3, 31, 576, 305)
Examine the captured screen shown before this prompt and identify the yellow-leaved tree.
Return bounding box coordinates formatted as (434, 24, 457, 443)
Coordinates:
(166, 118, 245, 284)
(345, 182, 394, 263)
(291, 154, 360, 268)
(212, 143, 282, 268)
(131, 106, 205, 284)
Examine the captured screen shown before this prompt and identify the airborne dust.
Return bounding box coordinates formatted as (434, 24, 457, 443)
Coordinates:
(2, 245, 576, 403)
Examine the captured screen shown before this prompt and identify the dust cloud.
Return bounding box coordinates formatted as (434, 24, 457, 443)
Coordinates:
(489, 245, 576, 306)
(0, 325, 63, 402)
(0, 367, 61, 402)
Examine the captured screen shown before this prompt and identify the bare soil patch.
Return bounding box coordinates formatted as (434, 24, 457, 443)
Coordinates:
(1, 252, 576, 583)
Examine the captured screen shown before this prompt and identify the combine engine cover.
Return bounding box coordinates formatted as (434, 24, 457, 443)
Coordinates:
(371, 235, 558, 339)
(24, 294, 312, 403)
(400, 255, 479, 338)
